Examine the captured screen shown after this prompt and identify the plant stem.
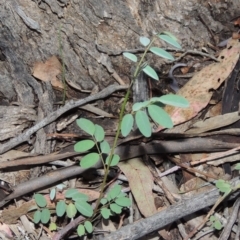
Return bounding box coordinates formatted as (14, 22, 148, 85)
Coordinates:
(91, 36, 157, 219)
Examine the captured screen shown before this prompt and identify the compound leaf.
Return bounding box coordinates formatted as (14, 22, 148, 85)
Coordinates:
(94, 124, 105, 142)
(105, 154, 120, 166)
(148, 104, 173, 128)
(135, 110, 151, 137)
(84, 221, 93, 233)
(132, 101, 150, 112)
(142, 65, 159, 81)
(214, 220, 223, 230)
(34, 194, 47, 208)
(75, 200, 93, 217)
(110, 203, 122, 214)
(101, 208, 112, 219)
(123, 52, 137, 62)
(150, 47, 174, 61)
(158, 94, 189, 108)
(100, 198, 108, 205)
(74, 140, 95, 152)
(33, 210, 41, 224)
(121, 114, 134, 137)
(80, 153, 99, 168)
(77, 224, 85, 237)
(109, 184, 122, 200)
(50, 188, 56, 201)
(76, 118, 95, 136)
(161, 31, 179, 41)
(56, 200, 66, 217)
(65, 188, 79, 198)
(216, 179, 232, 194)
(66, 203, 77, 218)
(100, 140, 111, 154)
(140, 36, 150, 46)
(49, 222, 57, 231)
(41, 208, 51, 224)
(115, 197, 131, 207)
(56, 183, 66, 191)
(158, 34, 182, 49)
(72, 192, 89, 202)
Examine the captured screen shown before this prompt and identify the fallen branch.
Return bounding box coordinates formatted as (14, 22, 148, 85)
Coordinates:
(0, 84, 128, 155)
(100, 178, 240, 240)
(0, 137, 237, 207)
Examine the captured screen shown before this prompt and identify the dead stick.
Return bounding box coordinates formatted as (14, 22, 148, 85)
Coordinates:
(0, 84, 128, 155)
(191, 145, 240, 166)
(100, 178, 240, 240)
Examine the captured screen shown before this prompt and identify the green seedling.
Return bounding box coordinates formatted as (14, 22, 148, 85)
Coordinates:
(33, 193, 51, 224)
(33, 32, 189, 238)
(209, 215, 223, 230)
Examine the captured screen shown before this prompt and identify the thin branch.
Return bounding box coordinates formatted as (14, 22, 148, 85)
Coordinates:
(99, 178, 240, 240)
(0, 84, 128, 155)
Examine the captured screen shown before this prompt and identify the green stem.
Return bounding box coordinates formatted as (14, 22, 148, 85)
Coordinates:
(92, 86, 132, 218)
(94, 137, 106, 172)
(91, 36, 156, 219)
(133, 36, 156, 78)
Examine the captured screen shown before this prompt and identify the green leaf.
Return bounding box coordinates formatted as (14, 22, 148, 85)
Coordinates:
(110, 203, 122, 214)
(117, 192, 127, 198)
(109, 184, 122, 199)
(66, 203, 77, 218)
(132, 101, 150, 112)
(80, 152, 99, 168)
(74, 140, 95, 152)
(49, 222, 57, 231)
(75, 200, 93, 217)
(41, 208, 51, 224)
(84, 221, 93, 233)
(101, 208, 112, 219)
(158, 34, 182, 49)
(34, 194, 47, 208)
(149, 97, 161, 103)
(121, 114, 134, 137)
(216, 179, 232, 194)
(140, 36, 150, 46)
(107, 193, 112, 202)
(77, 224, 85, 237)
(149, 47, 174, 61)
(115, 197, 131, 207)
(100, 140, 111, 154)
(135, 110, 152, 137)
(94, 124, 105, 142)
(76, 118, 95, 136)
(214, 220, 222, 230)
(210, 215, 216, 222)
(157, 94, 189, 108)
(105, 154, 120, 166)
(147, 104, 173, 128)
(123, 52, 137, 62)
(72, 193, 89, 202)
(33, 210, 41, 224)
(142, 65, 159, 81)
(161, 31, 179, 42)
(56, 200, 66, 217)
(50, 188, 56, 201)
(56, 184, 66, 191)
(235, 163, 240, 170)
(65, 188, 79, 198)
(100, 198, 108, 205)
